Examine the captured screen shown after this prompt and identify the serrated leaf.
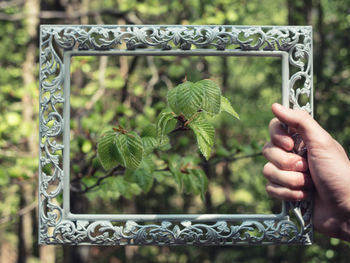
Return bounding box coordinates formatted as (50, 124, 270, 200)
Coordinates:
(156, 109, 177, 143)
(115, 131, 143, 170)
(97, 130, 123, 170)
(167, 86, 180, 115)
(168, 155, 183, 190)
(113, 177, 142, 199)
(153, 170, 171, 182)
(157, 137, 171, 151)
(196, 79, 221, 115)
(113, 177, 127, 196)
(220, 96, 240, 119)
(140, 124, 157, 138)
(141, 124, 158, 155)
(142, 136, 158, 155)
(182, 172, 194, 193)
(135, 170, 154, 193)
(189, 115, 215, 160)
(190, 169, 208, 201)
(167, 81, 204, 118)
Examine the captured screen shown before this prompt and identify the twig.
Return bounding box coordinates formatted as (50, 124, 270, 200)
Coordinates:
(169, 126, 190, 134)
(74, 167, 125, 193)
(120, 57, 139, 103)
(74, 167, 171, 194)
(202, 152, 263, 166)
(84, 53, 108, 110)
(145, 56, 159, 108)
(161, 74, 174, 90)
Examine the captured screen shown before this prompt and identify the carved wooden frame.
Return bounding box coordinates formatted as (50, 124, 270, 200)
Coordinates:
(39, 25, 313, 245)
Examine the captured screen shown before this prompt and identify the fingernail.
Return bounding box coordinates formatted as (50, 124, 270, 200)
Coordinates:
(274, 103, 284, 110)
(295, 160, 307, 171)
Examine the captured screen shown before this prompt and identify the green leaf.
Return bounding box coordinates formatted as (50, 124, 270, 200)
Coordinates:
(196, 79, 221, 115)
(141, 124, 158, 155)
(189, 169, 208, 201)
(115, 131, 143, 170)
(167, 86, 180, 115)
(168, 155, 183, 190)
(142, 136, 158, 155)
(167, 81, 204, 118)
(153, 170, 171, 182)
(112, 177, 141, 199)
(140, 124, 157, 138)
(220, 96, 240, 119)
(97, 130, 123, 170)
(189, 115, 215, 160)
(156, 109, 177, 143)
(182, 172, 193, 193)
(125, 160, 154, 193)
(180, 168, 208, 201)
(133, 168, 154, 193)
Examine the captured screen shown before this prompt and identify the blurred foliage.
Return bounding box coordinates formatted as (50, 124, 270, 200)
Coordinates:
(1, 0, 350, 262)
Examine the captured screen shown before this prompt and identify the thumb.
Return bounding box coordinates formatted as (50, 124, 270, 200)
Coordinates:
(271, 103, 329, 144)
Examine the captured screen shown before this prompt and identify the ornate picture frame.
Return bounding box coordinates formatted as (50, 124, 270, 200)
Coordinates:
(39, 25, 313, 245)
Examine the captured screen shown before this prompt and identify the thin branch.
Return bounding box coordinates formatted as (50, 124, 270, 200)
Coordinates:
(169, 126, 190, 134)
(73, 167, 171, 194)
(126, 11, 143, 24)
(161, 74, 174, 90)
(0, 201, 36, 225)
(120, 57, 139, 103)
(203, 152, 263, 166)
(73, 167, 125, 193)
(84, 55, 108, 110)
(145, 56, 159, 108)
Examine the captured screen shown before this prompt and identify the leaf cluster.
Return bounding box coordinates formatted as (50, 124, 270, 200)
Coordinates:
(97, 79, 239, 199)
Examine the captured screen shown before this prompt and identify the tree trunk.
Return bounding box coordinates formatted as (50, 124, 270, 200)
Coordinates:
(287, 0, 312, 25)
(18, 0, 39, 262)
(21, 0, 57, 262)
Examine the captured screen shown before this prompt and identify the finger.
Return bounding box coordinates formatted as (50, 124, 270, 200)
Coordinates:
(271, 103, 331, 146)
(263, 162, 313, 190)
(269, 118, 294, 151)
(266, 182, 308, 201)
(262, 142, 308, 171)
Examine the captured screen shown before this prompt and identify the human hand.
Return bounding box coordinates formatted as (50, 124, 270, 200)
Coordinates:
(262, 103, 350, 241)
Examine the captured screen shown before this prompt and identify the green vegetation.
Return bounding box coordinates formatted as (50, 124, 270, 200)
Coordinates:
(97, 79, 238, 200)
(1, 0, 350, 262)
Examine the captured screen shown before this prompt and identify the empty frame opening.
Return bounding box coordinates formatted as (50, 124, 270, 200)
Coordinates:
(67, 54, 282, 216)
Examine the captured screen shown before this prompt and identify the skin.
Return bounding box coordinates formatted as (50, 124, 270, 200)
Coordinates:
(262, 103, 350, 241)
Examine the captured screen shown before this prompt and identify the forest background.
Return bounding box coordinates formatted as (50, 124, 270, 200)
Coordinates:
(0, 0, 350, 262)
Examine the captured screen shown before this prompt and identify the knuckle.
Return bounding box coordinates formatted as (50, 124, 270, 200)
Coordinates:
(291, 191, 303, 200)
(289, 177, 302, 189)
(265, 184, 273, 195)
(262, 143, 271, 157)
(262, 163, 273, 178)
(278, 158, 291, 169)
(268, 118, 278, 129)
